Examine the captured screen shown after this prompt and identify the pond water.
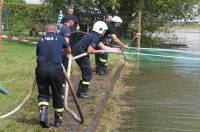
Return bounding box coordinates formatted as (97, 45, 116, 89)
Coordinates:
(119, 54, 200, 131)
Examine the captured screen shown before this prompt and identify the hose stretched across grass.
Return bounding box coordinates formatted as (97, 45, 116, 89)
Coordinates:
(0, 54, 87, 123)
(0, 51, 120, 121)
(0, 79, 37, 119)
(61, 63, 84, 123)
(62, 50, 121, 123)
(61, 53, 89, 123)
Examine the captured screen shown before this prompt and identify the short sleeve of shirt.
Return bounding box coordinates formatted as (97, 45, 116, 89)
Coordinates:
(58, 35, 69, 48)
(59, 24, 71, 38)
(89, 35, 100, 49)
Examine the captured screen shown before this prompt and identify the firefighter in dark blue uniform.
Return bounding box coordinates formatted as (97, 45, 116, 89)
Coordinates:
(95, 14, 112, 76)
(36, 24, 71, 128)
(74, 21, 121, 99)
(61, 6, 80, 55)
(59, 14, 74, 86)
(95, 16, 128, 76)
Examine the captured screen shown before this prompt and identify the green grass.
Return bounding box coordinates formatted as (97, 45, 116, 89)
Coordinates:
(0, 38, 123, 131)
(0, 39, 41, 131)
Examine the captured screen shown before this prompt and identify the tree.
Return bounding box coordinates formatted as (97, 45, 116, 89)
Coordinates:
(41, 0, 200, 47)
(4, 0, 25, 3)
(41, 0, 199, 23)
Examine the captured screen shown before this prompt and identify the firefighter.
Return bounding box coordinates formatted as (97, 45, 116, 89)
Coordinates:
(95, 16, 128, 76)
(74, 21, 121, 99)
(35, 24, 71, 128)
(59, 14, 74, 86)
(95, 14, 113, 76)
(61, 6, 80, 54)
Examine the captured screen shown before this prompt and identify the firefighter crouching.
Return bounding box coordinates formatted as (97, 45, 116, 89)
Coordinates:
(74, 21, 121, 99)
(35, 24, 71, 128)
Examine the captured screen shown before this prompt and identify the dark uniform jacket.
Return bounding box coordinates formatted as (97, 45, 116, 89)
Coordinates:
(36, 32, 69, 64)
(75, 32, 100, 53)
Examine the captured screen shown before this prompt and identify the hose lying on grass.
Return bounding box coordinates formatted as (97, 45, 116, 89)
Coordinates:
(0, 79, 36, 119)
(0, 53, 87, 122)
(61, 53, 88, 124)
(0, 86, 11, 95)
(0, 51, 120, 121)
(61, 63, 84, 123)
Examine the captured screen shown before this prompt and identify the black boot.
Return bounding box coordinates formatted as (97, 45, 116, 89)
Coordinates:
(39, 106, 50, 128)
(103, 66, 108, 75)
(54, 112, 63, 127)
(96, 66, 107, 76)
(77, 85, 94, 99)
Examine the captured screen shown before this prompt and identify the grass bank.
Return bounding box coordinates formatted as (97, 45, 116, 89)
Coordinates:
(0, 39, 122, 131)
(96, 62, 135, 131)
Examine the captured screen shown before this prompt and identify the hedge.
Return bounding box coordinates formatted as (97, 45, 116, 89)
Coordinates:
(3, 3, 57, 36)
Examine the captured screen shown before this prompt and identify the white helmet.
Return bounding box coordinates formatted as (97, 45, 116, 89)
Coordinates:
(92, 21, 108, 34)
(111, 16, 122, 23)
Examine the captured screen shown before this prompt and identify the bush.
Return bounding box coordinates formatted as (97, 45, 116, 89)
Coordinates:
(3, 3, 57, 36)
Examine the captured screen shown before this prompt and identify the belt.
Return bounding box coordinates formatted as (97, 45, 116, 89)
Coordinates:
(37, 62, 61, 65)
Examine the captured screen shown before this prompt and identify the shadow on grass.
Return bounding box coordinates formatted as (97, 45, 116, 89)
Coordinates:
(16, 116, 39, 126)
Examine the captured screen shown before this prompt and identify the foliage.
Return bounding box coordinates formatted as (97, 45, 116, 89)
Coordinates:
(4, 0, 26, 3)
(40, 0, 67, 14)
(3, 3, 56, 36)
(135, 0, 200, 47)
(42, 0, 200, 48)
(40, 0, 120, 15)
(3, 0, 200, 47)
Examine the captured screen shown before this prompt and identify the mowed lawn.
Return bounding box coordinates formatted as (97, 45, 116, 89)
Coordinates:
(0, 39, 44, 131)
(0, 38, 123, 131)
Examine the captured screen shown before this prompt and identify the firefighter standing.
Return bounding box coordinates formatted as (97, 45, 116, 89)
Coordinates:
(35, 24, 71, 128)
(61, 6, 80, 54)
(74, 21, 121, 99)
(95, 16, 128, 76)
(59, 14, 74, 85)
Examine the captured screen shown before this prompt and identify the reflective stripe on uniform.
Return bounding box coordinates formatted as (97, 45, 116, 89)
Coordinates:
(54, 108, 64, 112)
(38, 102, 49, 107)
(100, 57, 107, 63)
(82, 81, 90, 85)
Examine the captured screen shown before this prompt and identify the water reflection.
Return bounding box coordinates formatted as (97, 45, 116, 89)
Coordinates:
(119, 59, 200, 132)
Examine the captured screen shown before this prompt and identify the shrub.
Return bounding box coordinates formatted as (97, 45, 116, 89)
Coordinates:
(3, 3, 57, 36)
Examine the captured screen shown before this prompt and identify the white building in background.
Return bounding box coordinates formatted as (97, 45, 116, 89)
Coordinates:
(25, 0, 43, 4)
